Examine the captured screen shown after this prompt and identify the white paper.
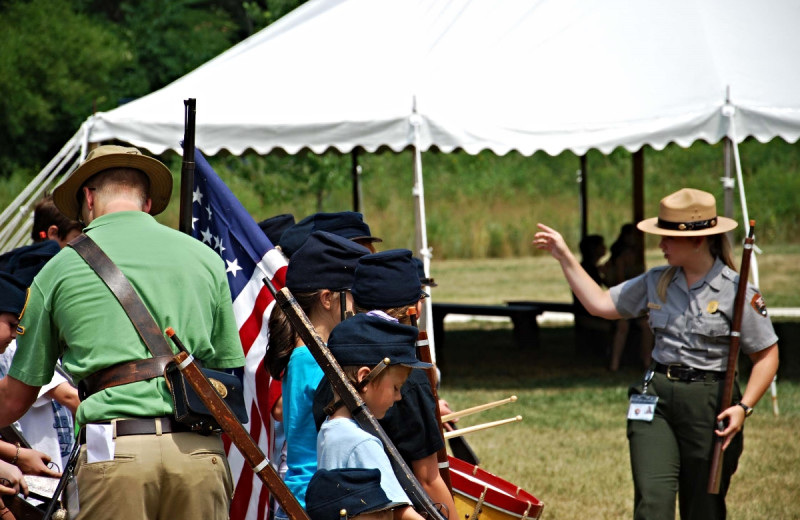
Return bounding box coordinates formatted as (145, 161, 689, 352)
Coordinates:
(86, 424, 115, 463)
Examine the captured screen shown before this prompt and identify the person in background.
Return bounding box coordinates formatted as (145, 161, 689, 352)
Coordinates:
(533, 188, 779, 520)
(603, 224, 654, 371)
(572, 234, 614, 356)
(0, 145, 245, 520)
(264, 231, 369, 514)
(31, 194, 83, 247)
(278, 211, 382, 258)
(317, 313, 431, 520)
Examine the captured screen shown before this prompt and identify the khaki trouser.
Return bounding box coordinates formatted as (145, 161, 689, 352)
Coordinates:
(74, 430, 233, 520)
(627, 372, 743, 520)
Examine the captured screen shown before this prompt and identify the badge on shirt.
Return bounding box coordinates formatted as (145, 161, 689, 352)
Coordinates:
(628, 394, 658, 422)
(16, 288, 30, 335)
(706, 300, 719, 314)
(751, 293, 768, 317)
(647, 302, 661, 310)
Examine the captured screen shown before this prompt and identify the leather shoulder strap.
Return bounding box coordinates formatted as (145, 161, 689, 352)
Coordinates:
(69, 233, 174, 359)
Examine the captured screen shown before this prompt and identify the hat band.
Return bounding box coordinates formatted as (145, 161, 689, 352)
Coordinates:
(657, 217, 718, 232)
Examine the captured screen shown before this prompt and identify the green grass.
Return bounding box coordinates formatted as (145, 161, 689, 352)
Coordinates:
(438, 324, 800, 520)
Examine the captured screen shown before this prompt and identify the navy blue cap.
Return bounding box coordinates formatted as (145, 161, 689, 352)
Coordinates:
(257, 214, 295, 247)
(279, 212, 382, 258)
(0, 240, 60, 286)
(412, 257, 437, 287)
(0, 272, 27, 315)
(286, 231, 370, 292)
(351, 250, 428, 309)
(327, 313, 432, 369)
(306, 468, 405, 520)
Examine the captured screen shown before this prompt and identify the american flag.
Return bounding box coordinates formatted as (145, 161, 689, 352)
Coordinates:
(190, 149, 288, 520)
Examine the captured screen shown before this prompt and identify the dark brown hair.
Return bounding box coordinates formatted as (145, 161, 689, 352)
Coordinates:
(31, 194, 82, 242)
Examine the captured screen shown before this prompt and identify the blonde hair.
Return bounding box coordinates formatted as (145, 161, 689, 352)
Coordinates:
(353, 303, 416, 325)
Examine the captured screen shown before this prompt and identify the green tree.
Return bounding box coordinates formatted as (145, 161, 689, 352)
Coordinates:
(0, 0, 129, 176)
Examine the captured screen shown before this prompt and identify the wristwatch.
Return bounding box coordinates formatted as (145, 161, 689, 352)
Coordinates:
(737, 402, 754, 418)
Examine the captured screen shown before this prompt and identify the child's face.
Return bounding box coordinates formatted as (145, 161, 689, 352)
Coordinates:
(0, 312, 19, 353)
(362, 365, 411, 420)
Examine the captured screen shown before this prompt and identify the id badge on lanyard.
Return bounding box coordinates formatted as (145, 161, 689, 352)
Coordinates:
(628, 369, 658, 422)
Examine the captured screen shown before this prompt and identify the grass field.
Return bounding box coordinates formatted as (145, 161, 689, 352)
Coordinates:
(432, 253, 799, 520)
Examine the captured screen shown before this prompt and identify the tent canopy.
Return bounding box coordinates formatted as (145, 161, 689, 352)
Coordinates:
(87, 0, 800, 158)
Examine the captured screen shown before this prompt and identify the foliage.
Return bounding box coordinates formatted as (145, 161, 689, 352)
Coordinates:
(0, 0, 129, 175)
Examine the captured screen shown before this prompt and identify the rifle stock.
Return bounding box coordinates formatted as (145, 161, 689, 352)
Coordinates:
(708, 221, 756, 494)
(166, 330, 308, 520)
(265, 281, 446, 520)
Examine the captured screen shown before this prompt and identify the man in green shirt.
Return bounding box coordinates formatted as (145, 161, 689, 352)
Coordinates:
(0, 145, 245, 520)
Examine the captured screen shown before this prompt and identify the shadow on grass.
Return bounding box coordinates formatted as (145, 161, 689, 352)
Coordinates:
(439, 321, 800, 391)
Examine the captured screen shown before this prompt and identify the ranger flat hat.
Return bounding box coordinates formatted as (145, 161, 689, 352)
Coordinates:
(53, 145, 173, 220)
(637, 188, 737, 237)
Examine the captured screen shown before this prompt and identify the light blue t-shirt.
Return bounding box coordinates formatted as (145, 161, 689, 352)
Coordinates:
(282, 346, 324, 508)
(317, 417, 411, 506)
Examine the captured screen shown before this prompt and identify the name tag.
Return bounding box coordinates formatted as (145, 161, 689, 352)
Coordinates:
(627, 394, 658, 422)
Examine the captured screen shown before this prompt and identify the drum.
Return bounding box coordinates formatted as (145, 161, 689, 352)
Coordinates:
(449, 456, 544, 520)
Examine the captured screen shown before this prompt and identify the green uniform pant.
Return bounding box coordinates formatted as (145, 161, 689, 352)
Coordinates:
(627, 372, 743, 520)
(74, 429, 234, 520)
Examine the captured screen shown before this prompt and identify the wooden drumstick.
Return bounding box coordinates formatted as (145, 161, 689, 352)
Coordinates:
(443, 415, 522, 440)
(441, 395, 517, 423)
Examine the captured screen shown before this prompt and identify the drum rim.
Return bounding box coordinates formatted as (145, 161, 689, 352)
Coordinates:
(449, 456, 543, 517)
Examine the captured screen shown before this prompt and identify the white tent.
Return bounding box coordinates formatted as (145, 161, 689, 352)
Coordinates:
(86, 0, 800, 156)
(3, 0, 800, 255)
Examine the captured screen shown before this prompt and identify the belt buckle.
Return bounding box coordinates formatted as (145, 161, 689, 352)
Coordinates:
(666, 364, 682, 381)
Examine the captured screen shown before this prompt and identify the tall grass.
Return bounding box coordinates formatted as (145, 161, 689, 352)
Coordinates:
(2, 138, 799, 259)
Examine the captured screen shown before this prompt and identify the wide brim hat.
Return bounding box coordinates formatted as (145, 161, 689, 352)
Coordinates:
(53, 145, 173, 220)
(637, 188, 737, 237)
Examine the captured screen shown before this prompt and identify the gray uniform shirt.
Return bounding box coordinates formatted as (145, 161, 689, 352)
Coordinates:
(609, 258, 777, 371)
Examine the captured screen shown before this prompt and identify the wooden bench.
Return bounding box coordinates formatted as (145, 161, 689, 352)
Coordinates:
(432, 302, 574, 352)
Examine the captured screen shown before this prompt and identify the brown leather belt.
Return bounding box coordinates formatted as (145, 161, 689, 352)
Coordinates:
(79, 417, 193, 443)
(654, 363, 725, 383)
(78, 356, 174, 400)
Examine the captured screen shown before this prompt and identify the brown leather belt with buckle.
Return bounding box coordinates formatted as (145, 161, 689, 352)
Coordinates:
(654, 363, 725, 383)
(78, 417, 193, 443)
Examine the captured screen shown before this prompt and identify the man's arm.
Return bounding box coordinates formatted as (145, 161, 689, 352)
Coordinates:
(0, 376, 41, 427)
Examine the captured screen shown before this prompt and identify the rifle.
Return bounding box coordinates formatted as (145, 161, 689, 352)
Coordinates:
(407, 308, 453, 494)
(178, 98, 196, 235)
(165, 328, 308, 520)
(708, 220, 756, 494)
(264, 281, 446, 520)
(41, 433, 82, 520)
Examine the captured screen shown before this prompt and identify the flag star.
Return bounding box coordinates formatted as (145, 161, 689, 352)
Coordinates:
(226, 258, 243, 277)
(192, 217, 198, 231)
(214, 235, 226, 254)
(192, 187, 204, 204)
(206, 205, 213, 220)
(200, 227, 213, 244)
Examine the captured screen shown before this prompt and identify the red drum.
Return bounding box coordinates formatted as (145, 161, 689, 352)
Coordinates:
(449, 455, 544, 520)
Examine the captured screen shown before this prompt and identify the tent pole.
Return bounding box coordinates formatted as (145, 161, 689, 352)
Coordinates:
(351, 148, 362, 212)
(579, 154, 588, 239)
(632, 148, 645, 268)
(722, 137, 736, 245)
(410, 99, 435, 362)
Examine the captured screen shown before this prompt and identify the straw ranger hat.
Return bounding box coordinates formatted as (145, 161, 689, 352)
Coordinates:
(636, 188, 737, 237)
(53, 145, 173, 220)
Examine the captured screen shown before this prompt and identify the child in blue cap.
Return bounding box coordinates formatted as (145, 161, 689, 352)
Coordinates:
(318, 313, 431, 520)
(264, 231, 369, 512)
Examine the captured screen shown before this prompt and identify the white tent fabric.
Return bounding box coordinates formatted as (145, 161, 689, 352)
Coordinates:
(87, 0, 800, 157)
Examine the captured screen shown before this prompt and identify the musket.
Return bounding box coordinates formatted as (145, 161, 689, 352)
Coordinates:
(41, 433, 81, 520)
(408, 308, 453, 494)
(264, 281, 446, 520)
(178, 98, 196, 235)
(708, 220, 756, 494)
(165, 328, 309, 520)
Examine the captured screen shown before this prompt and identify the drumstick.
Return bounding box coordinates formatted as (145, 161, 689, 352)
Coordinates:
(441, 395, 517, 423)
(443, 415, 522, 440)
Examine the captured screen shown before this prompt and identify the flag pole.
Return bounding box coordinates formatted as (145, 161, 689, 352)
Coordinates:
(179, 98, 197, 234)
